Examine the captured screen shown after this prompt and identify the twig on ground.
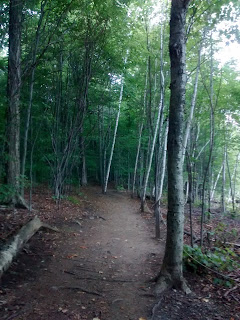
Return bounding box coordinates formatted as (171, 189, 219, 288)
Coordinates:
(98, 216, 106, 221)
(73, 219, 82, 227)
(224, 285, 240, 297)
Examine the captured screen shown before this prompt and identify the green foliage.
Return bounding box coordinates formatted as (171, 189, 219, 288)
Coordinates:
(213, 222, 239, 244)
(1, 0, 240, 204)
(66, 195, 80, 205)
(183, 245, 240, 276)
(0, 184, 16, 203)
(213, 278, 233, 288)
(116, 185, 125, 191)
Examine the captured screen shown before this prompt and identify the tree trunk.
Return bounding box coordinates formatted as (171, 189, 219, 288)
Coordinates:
(6, 0, 27, 208)
(132, 61, 148, 198)
(0, 216, 59, 279)
(156, 0, 191, 295)
(221, 146, 226, 213)
(21, 1, 47, 196)
(182, 37, 203, 164)
(210, 163, 223, 201)
(186, 152, 194, 247)
(200, 33, 215, 246)
(230, 152, 240, 207)
(226, 149, 235, 212)
(132, 122, 144, 198)
(80, 129, 87, 186)
(140, 72, 165, 212)
(154, 121, 168, 239)
(0, 216, 42, 278)
(103, 56, 126, 194)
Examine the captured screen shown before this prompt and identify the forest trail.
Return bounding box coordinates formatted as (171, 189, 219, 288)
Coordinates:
(0, 187, 164, 320)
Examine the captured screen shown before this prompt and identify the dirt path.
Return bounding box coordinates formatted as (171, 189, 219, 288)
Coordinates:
(0, 187, 164, 320)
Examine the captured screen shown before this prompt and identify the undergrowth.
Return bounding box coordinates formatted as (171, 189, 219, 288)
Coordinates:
(183, 244, 240, 287)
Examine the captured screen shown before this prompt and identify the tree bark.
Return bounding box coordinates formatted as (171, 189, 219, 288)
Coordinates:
(226, 149, 235, 212)
(21, 1, 47, 196)
(132, 61, 148, 198)
(200, 32, 215, 246)
(155, 121, 168, 239)
(0, 216, 59, 279)
(6, 0, 27, 208)
(0, 216, 42, 279)
(210, 163, 223, 201)
(103, 55, 127, 194)
(140, 72, 165, 212)
(182, 37, 203, 164)
(156, 0, 191, 295)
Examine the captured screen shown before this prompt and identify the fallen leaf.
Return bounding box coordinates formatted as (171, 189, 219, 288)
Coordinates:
(80, 246, 87, 249)
(61, 309, 68, 313)
(66, 254, 78, 259)
(139, 318, 147, 320)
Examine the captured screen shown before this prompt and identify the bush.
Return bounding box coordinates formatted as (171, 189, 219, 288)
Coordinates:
(183, 244, 240, 274)
(0, 184, 15, 203)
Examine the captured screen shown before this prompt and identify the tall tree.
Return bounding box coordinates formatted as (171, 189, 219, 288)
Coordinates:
(6, 0, 26, 207)
(156, 0, 191, 294)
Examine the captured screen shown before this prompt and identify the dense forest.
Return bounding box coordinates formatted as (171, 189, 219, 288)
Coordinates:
(1, 0, 239, 208)
(0, 0, 240, 318)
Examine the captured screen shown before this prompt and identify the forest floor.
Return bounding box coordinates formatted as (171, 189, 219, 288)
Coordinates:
(0, 186, 239, 320)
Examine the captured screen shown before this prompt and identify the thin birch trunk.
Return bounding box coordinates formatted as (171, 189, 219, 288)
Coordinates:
(226, 150, 235, 212)
(132, 61, 148, 197)
(210, 164, 223, 201)
(155, 122, 168, 239)
(221, 146, 226, 213)
(182, 37, 203, 164)
(141, 21, 165, 211)
(195, 139, 210, 160)
(228, 152, 240, 203)
(103, 57, 126, 194)
(154, 19, 166, 202)
(140, 80, 164, 211)
(200, 33, 215, 246)
(98, 106, 103, 186)
(132, 122, 144, 198)
(156, 122, 168, 203)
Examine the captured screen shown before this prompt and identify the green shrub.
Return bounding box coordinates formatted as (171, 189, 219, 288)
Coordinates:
(183, 244, 240, 274)
(0, 184, 15, 203)
(67, 195, 80, 205)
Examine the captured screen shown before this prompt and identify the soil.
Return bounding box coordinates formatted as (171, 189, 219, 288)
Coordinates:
(0, 186, 239, 320)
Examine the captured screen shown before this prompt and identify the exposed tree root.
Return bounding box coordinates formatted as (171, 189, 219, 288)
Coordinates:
(14, 195, 29, 210)
(151, 273, 191, 319)
(140, 200, 152, 214)
(0, 216, 59, 279)
(155, 271, 191, 295)
(59, 286, 102, 296)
